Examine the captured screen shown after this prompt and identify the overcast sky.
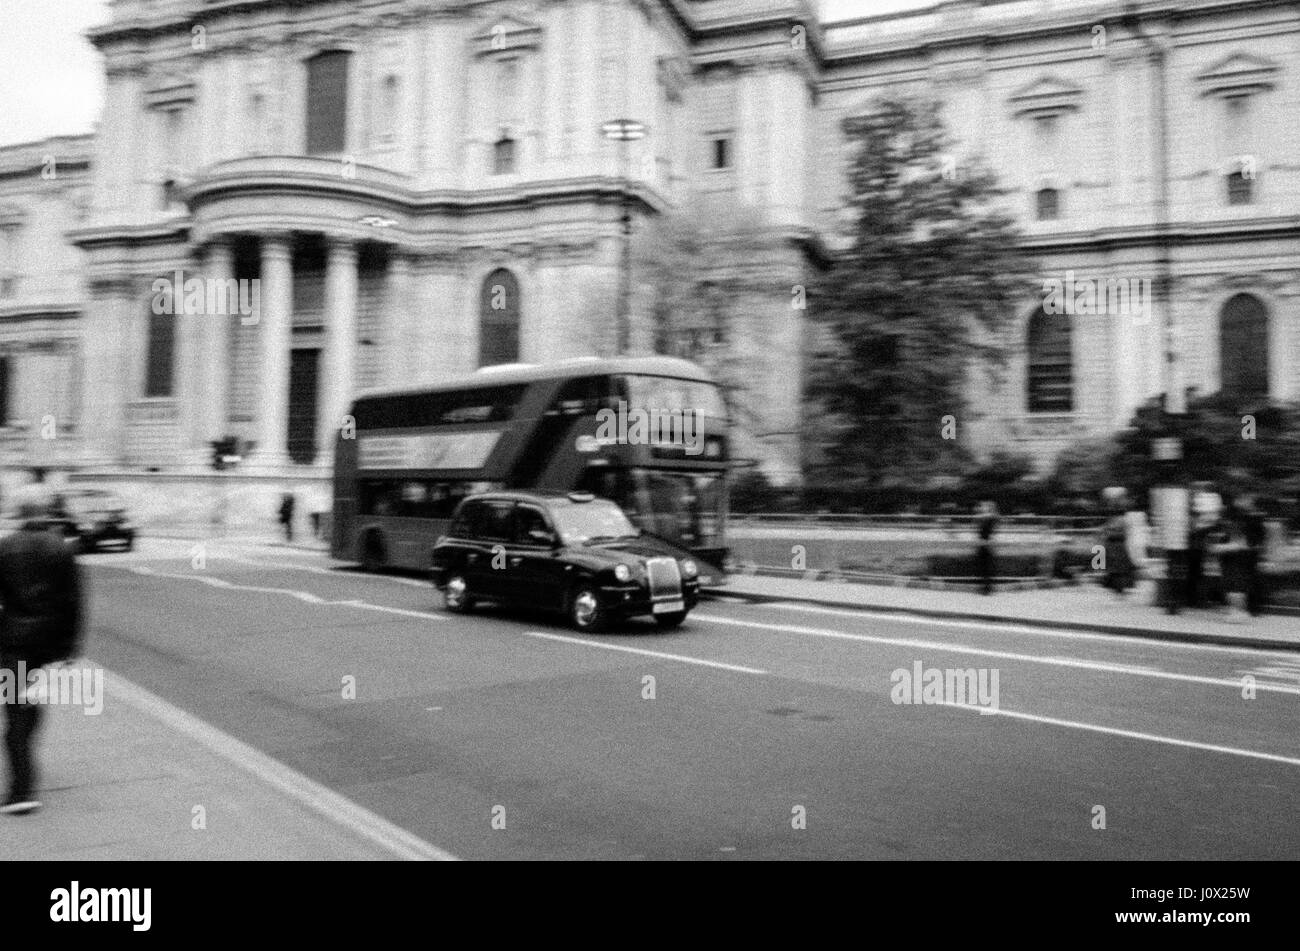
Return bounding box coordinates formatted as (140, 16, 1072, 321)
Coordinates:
(0, 0, 934, 147)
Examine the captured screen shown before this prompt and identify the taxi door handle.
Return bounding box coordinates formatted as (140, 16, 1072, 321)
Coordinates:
(509, 556, 523, 566)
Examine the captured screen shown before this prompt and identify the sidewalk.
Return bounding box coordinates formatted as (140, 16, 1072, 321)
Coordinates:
(144, 523, 329, 552)
(0, 665, 453, 860)
(713, 575, 1300, 652)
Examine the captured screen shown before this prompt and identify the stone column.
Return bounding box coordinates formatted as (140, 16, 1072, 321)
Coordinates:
(319, 235, 358, 464)
(80, 277, 134, 467)
(175, 260, 207, 467)
(384, 248, 414, 386)
(251, 232, 293, 467)
(199, 237, 235, 445)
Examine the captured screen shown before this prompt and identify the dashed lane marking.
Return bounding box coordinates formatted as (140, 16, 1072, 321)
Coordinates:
(524, 630, 768, 675)
(123, 566, 445, 621)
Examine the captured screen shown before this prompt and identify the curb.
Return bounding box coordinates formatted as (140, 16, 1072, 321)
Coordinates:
(702, 587, 1300, 654)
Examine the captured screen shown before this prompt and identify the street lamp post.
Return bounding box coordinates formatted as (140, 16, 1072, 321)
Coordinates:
(1127, 7, 1186, 614)
(600, 118, 646, 355)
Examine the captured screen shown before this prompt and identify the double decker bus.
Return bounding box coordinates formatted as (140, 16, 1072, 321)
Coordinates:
(331, 356, 729, 585)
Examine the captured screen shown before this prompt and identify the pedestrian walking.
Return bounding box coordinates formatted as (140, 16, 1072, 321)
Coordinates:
(975, 501, 998, 596)
(0, 489, 84, 815)
(1210, 503, 1250, 624)
(278, 492, 296, 543)
(1189, 482, 1227, 607)
(1223, 494, 1267, 618)
(1100, 488, 1136, 596)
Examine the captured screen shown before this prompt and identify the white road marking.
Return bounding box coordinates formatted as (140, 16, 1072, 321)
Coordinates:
(524, 630, 768, 675)
(124, 566, 445, 621)
(965, 704, 1300, 769)
(692, 612, 1300, 697)
(105, 665, 458, 860)
(102, 543, 434, 588)
(750, 600, 1298, 656)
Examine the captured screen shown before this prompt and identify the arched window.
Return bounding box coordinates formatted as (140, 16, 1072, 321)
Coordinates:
(1035, 187, 1061, 221)
(305, 50, 350, 154)
(479, 269, 520, 367)
(1026, 308, 1072, 413)
(1219, 293, 1269, 400)
(144, 306, 176, 398)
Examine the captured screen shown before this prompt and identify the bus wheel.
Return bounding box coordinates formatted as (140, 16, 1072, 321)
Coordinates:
(361, 532, 386, 572)
(654, 611, 688, 629)
(568, 584, 608, 633)
(443, 574, 474, 614)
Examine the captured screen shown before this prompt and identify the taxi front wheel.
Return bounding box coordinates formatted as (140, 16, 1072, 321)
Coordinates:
(569, 585, 608, 633)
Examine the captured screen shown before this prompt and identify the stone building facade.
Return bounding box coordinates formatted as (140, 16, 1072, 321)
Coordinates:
(0, 0, 1297, 501)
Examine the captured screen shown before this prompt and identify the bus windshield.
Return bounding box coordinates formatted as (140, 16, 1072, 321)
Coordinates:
(622, 376, 727, 420)
(578, 468, 725, 550)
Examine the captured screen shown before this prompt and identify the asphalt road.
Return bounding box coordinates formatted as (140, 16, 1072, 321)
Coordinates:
(80, 538, 1300, 860)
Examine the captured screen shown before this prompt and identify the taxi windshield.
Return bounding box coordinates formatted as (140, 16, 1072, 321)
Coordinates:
(550, 500, 639, 546)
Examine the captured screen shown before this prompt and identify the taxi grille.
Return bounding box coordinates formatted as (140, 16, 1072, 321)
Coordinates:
(646, 557, 682, 599)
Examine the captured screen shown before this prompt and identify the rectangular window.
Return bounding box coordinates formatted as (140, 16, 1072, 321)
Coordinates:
(306, 50, 350, 155)
(144, 311, 176, 397)
(1035, 188, 1061, 221)
(353, 385, 526, 431)
(710, 136, 732, 170)
(1227, 171, 1254, 206)
(0, 355, 10, 425)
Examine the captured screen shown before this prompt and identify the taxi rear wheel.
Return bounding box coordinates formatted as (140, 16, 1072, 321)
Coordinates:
(443, 573, 474, 614)
(569, 584, 608, 633)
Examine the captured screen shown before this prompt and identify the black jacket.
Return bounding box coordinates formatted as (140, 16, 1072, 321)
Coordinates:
(0, 521, 84, 662)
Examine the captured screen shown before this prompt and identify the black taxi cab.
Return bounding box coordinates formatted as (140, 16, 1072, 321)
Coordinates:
(431, 490, 701, 631)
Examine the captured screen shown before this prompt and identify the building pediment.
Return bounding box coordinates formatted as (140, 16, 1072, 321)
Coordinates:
(1008, 76, 1083, 117)
(471, 15, 543, 56)
(1197, 52, 1279, 97)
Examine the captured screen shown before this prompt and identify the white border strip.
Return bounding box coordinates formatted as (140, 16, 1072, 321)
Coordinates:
(106, 668, 458, 861)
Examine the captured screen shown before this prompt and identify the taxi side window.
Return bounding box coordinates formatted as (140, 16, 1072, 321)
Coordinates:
(475, 501, 515, 542)
(514, 506, 554, 545)
(448, 501, 480, 538)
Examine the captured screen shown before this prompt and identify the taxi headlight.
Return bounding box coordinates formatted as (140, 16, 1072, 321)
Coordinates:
(613, 564, 632, 583)
(681, 559, 699, 579)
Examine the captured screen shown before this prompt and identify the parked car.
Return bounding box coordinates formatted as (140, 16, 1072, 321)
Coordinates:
(49, 490, 136, 553)
(432, 490, 701, 631)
